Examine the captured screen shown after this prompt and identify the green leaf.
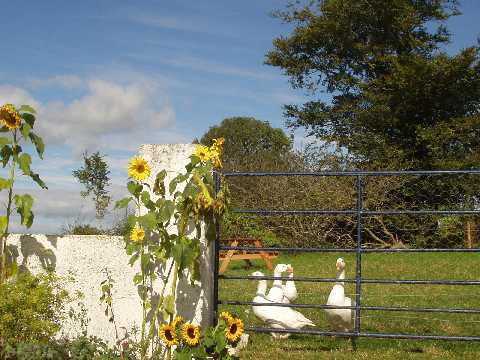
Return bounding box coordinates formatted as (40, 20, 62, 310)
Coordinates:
(163, 294, 175, 315)
(140, 191, 155, 211)
(1, 145, 12, 167)
(169, 173, 188, 195)
(0, 216, 7, 235)
(138, 212, 157, 230)
(115, 197, 132, 209)
(153, 170, 167, 196)
(0, 177, 12, 190)
(0, 137, 11, 147)
(20, 122, 31, 139)
(30, 172, 47, 189)
(14, 194, 34, 228)
(18, 153, 32, 175)
(21, 113, 35, 127)
(18, 105, 37, 114)
(28, 132, 45, 159)
(158, 199, 175, 223)
(127, 181, 143, 198)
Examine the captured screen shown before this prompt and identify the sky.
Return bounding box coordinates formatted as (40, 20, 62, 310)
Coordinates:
(0, 0, 479, 234)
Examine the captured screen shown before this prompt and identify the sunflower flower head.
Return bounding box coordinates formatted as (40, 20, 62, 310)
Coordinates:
(128, 157, 151, 181)
(159, 323, 178, 347)
(195, 144, 210, 162)
(219, 311, 233, 324)
(130, 225, 145, 242)
(181, 322, 201, 346)
(224, 318, 244, 343)
(171, 316, 184, 329)
(0, 104, 21, 130)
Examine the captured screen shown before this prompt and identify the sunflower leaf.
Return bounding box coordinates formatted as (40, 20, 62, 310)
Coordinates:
(127, 181, 142, 198)
(14, 194, 34, 228)
(18, 153, 32, 175)
(115, 197, 132, 209)
(0, 137, 11, 147)
(28, 132, 45, 159)
(20, 123, 31, 139)
(0, 177, 12, 190)
(21, 113, 35, 128)
(0, 145, 12, 167)
(30, 172, 48, 189)
(18, 105, 36, 114)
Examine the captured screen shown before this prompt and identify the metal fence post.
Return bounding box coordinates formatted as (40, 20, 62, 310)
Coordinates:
(353, 175, 364, 349)
(212, 171, 221, 326)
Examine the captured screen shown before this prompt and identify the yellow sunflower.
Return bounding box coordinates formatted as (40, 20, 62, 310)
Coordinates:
(159, 323, 178, 347)
(128, 157, 151, 181)
(208, 149, 222, 168)
(195, 144, 210, 162)
(181, 322, 200, 346)
(0, 104, 21, 130)
(224, 318, 244, 343)
(171, 316, 184, 329)
(130, 225, 145, 242)
(212, 137, 225, 148)
(219, 311, 233, 323)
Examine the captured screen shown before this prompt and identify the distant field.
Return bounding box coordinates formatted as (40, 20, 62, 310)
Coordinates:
(218, 252, 480, 359)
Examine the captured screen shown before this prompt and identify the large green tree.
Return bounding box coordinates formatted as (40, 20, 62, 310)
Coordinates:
(266, 0, 480, 170)
(200, 117, 294, 171)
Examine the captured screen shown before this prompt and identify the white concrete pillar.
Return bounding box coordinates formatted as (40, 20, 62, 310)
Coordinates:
(138, 144, 214, 328)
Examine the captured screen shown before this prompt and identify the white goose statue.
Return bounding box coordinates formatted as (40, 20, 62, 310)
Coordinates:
(282, 264, 297, 304)
(266, 263, 290, 303)
(325, 257, 354, 332)
(251, 271, 315, 339)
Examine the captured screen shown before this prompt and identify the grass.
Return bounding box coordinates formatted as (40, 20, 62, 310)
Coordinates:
(218, 252, 480, 359)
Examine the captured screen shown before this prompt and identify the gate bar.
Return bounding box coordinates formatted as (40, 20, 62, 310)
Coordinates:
(218, 300, 480, 313)
(219, 246, 480, 253)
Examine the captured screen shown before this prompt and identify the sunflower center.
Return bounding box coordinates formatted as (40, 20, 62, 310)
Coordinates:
(136, 164, 145, 173)
(165, 329, 174, 341)
(229, 323, 237, 334)
(187, 327, 195, 338)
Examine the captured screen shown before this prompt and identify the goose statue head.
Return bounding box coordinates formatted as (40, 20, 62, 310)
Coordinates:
(286, 264, 294, 274)
(274, 263, 290, 274)
(336, 258, 346, 272)
(251, 271, 265, 278)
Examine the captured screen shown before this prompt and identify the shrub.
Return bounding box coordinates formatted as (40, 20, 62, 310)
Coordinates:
(0, 272, 69, 343)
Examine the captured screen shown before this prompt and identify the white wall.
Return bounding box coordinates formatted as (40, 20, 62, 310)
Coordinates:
(6, 144, 214, 344)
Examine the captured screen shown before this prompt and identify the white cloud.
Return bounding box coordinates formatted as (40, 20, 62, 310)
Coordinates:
(0, 78, 176, 154)
(129, 14, 207, 33)
(28, 75, 84, 90)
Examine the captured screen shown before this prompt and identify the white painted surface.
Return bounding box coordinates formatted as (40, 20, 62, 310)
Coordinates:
(7, 144, 214, 343)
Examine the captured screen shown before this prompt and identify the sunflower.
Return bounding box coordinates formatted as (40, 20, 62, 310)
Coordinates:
(0, 104, 21, 130)
(208, 149, 222, 168)
(128, 157, 151, 181)
(219, 311, 233, 323)
(224, 318, 244, 343)
(159, 323, 178, 347)
(212, 137, 225, 148)
(171, 315, 184, 329)
(130, 225, 145, 242)
(181, 322, 200, 346)
(195, 144, 210, 162)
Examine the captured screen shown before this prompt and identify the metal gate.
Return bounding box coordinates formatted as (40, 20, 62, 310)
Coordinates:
(211, 170, 480, 344)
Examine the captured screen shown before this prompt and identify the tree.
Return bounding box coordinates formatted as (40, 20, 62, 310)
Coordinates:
(72, 152, 111, 219)
(265, 0, 480, 248)
(266, 0, 480, 171)
(200, 117, 294, 171)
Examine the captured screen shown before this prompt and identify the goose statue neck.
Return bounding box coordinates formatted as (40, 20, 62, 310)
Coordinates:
(336, 268, 346, 286)
(256, 279, 268, 296)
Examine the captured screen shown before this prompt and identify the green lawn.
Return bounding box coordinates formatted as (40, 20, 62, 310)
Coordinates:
(218, 252, 480, 359)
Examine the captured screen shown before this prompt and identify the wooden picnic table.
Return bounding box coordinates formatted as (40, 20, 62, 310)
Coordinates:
(219, 237, 278, 274)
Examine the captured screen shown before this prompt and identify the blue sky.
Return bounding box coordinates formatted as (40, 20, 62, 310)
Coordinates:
(1, 0, 479, 233)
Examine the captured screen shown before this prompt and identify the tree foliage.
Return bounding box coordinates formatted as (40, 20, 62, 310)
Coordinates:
(73, 152, 111, 219)
(200, 117, 294, 171)
(266, 0, 480, 170)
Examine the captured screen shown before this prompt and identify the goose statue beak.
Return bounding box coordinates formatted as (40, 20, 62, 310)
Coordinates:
(287, 265, 293, 273)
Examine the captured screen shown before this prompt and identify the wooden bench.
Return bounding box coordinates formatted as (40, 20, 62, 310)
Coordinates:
(219, 238, 278, 274)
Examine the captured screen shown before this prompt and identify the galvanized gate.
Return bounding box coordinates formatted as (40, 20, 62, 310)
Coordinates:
(211, 170, 480, 344)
